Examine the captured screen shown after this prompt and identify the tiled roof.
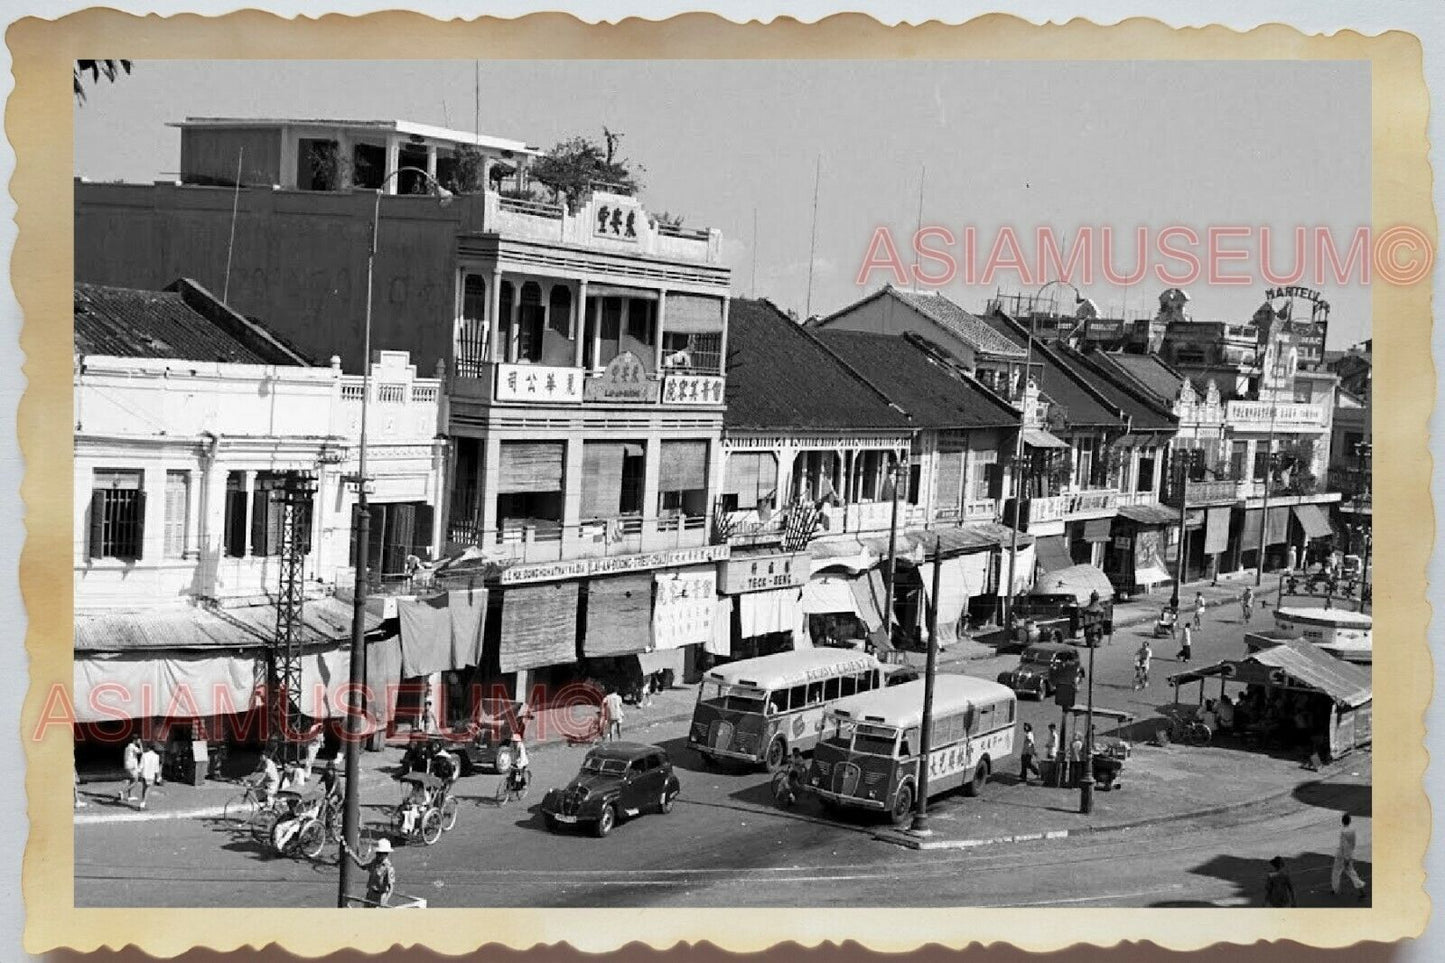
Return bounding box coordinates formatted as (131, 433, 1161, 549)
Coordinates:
(977, 310, 1124, 430)
(811, 329, 1020, 429)
(882, 288, 1028, 359)
(1090, 352, 1185, 407)
(1054, 346, 1178, 433)
(75, 281, 310, 365)
(724, 299, 911, 432)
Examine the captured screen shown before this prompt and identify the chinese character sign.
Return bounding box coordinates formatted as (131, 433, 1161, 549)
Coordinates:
(494, 363, 585, 404)
(662, 375, 726, 406)
(651, 569, 717, 649)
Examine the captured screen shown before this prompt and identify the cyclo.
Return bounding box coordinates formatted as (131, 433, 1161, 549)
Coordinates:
(267, 788, 331, 860)
(390, 772, 459, 846)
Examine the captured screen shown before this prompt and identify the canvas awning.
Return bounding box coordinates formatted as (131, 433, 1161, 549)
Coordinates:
(582, 573, 653, 657)
(809, 538, 878, 575)
(74, 651, 263, 724)
(1031, 564, 1114, 605)
(1203, 506, 1232, 555)
(1116, 502, 1178, 527)
(1266, 506, 1291, 545)
(1240, 508, 1263, 550)
(1022, 427, 1069, 449)
(1035, 535, 1074, 574)
(498, 582, 579, 672)
(917, 556, 971, 647)
(1293, 503, 1333, 540)
(738, 587, 803, 638)
(849, 568, 891, 634)
(800, 575, 859, 615)
(918, 522, 1031, 556)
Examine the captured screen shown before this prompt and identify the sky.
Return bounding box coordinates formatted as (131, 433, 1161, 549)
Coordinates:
(74, 59, 1371, 347)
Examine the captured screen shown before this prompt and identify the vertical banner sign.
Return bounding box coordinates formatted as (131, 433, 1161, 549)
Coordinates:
(652, 569, 717, 649)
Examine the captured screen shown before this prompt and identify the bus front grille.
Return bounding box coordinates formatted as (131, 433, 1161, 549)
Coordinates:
(708, 720, 735, 752)
(833, 763, 862, 797)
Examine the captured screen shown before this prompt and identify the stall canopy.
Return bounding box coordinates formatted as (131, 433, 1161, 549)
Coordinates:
(1249, 639, 1371, 707)
(1035, 535, 1074, 574)
(921, 522, 1031, 556)
(917, 556, 972, 646)
(849, 568, 891, 634)
(1203, 507, 1232, 555)
(1293, 503, 1333, 540)
(74, 651, 262, 724)
(808, 538, 878, 575)
(1032, 564, 1115, 605)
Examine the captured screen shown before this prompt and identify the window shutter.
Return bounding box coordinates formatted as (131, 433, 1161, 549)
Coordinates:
(658, 440, 707, 491)
(581, 443, 625, 518)
(412, 504, 435, 557)
(88, 490, 105, 559)
(251, 488, 268, 556)
(497, 442, 566, 493)
(132, 490, 147, 560)
(934, 451, 964, 513)
(986, 463, 1005, 499)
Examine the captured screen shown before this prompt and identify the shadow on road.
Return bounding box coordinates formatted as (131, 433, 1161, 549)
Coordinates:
(1185, 850, 1373, 908)
(1293, 779, 1371, 818)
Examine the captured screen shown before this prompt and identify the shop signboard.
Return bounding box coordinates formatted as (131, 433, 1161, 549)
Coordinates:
(499, 544, 730, 585)
(716, 551, 808, 594)
(583, 351, 660, 403)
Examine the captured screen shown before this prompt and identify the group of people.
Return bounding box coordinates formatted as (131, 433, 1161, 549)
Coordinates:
(1018, 722, 1091, 787)
(1263, 813, 1368, 906)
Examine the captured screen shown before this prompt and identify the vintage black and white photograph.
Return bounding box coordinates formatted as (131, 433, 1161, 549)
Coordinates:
(66, 54, 1381, 913)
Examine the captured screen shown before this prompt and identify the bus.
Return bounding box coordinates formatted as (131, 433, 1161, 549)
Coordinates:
(688, 648, 886, 770)
(805, 674, 1017, 824)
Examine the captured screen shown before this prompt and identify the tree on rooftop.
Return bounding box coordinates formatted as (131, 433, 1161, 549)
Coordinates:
(74, 60, 131, 104)
(531, 127, 645, 212)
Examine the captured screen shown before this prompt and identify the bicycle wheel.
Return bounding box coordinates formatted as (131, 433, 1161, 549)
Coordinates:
(297, 819, 326, 859)
(248, 807, 280, 845)
(440, 796, 459, 832)
(324, 805, 343, 843)
(517, 780, 530, 803)
(494, 777, 513, 806)
(420, 808, 443, 846)
(223, 793, 257, 826)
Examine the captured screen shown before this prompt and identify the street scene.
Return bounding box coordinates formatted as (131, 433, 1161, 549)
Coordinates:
(69, 60, 1372, 909)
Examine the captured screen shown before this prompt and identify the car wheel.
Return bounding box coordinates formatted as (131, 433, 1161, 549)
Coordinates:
(593, 804, 616, 838)
(963, 759, 989, 797)
(659, 789, 676, 814)
(764, 737, 787, 773)
(890, 782, 914, 826)
(457, 754, 473, 777)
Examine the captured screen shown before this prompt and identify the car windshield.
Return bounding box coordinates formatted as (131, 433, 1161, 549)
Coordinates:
(1022, 649, 1052, 664)
(581, 756, 629, 775)
(700, 682, 765, 714)
(850, 724, 899, 757)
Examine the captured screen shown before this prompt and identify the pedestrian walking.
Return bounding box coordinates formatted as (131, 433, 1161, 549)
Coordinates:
(602, 687, 625, 742)
(341, 836, 396, 908)
(1241, 585, 1255, 622)
(1019, 723, 1042, 784)
(1134, 641, 1153, 690)
(1066, 732, 1085, 788)
(1332, 813, 1367, 900)
(1044, 722, 1060, 786)
(1193, 592, 1206, 630)
(1264, 856, 1297, 907)
(1177, 623, 1193, 663)
(118, 735, 145, 806)
(302, 729, 324, 781)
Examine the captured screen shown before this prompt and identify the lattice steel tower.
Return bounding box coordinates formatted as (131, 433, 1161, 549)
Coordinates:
(272, 471, 317, 765)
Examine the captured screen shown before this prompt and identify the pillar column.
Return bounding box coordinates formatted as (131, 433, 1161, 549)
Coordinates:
(384, 138, 401, 193)
(488, 269, 502, 363)
(573, 280, 589, 368)
(505, 283, 520, 363)
(654, 289, 668, 373)
(479, 436, 502, 543)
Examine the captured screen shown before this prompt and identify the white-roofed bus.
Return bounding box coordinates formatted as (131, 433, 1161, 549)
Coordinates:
(805, 675, 1016, 824)
(688, 648, 888, 771)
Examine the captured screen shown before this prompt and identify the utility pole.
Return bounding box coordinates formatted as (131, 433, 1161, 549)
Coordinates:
(1003, 314, 1039, 632)
(910, 538, 943, 834)
(1170, 456, 1187, 612)
(1254, 399, 1279, 587)
(880, 451, 905, 662)
(1077, 605, 1102, 814)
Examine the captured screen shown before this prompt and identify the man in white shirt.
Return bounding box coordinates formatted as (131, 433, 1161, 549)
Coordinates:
(1332, 813, 1367, 900)
(602, 689, 625, 742)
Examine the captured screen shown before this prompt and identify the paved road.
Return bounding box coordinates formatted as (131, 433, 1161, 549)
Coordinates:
(76, 594, 1368, 908)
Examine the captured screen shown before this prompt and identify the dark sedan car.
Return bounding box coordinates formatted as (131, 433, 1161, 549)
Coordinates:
(539, 742, 681, 837)
(997, 642, 1081, 700)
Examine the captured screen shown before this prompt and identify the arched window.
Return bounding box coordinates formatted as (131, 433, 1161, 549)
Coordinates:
(457, 274, 488, 375)
(548, 285, 572, 338)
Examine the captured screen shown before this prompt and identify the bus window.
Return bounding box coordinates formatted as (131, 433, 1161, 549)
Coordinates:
(823, 717, 855, 750)
(787, 684, 807, 710)
(840, 674, 857, 697)
(764, 692, 784, 715)
(823, 677, 841, 701)
(974, 704, 995, 735)
(806, 681, 824, 705)
(1004, 700, 1015, 724)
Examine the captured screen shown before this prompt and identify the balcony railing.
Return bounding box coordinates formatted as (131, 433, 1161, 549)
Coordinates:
(1327, 466, 1370, 496)
(1160, 478, 1239, 507)
(445, 513, 711, 563)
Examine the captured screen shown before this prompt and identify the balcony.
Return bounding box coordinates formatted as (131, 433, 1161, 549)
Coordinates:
(475, 189, 723, 265)
(1327, 466, 1370, 497)
(1164, 479, 1239, 507)
(1226, 400, 1328, 432)
(1023, 489, 1119, 525)
(714, 508, 787, 546)
(446, 513, 711, 564)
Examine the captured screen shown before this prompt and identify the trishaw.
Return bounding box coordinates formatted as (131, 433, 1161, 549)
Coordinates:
(1153, 605, 1178, 639)
(267, 789, 329, 859)
(1067, 706, 1134, 790)
(390, 772, 459, 846)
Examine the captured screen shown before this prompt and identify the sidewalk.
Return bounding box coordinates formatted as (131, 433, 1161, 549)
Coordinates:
(873, 742, 1370, 851)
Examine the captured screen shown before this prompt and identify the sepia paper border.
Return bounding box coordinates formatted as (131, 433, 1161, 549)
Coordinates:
(12, 9, 1432, 955)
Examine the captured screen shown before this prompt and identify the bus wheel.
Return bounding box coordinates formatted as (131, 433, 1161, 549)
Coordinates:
(963, 758, 990, 797)
(890, 782, 915, 825)
(764, 737, 787, 772)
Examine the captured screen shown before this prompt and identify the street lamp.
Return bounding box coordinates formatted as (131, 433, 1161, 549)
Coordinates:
(339, 165, 453, 908)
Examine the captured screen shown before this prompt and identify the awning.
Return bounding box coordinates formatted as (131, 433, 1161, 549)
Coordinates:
(74, 651, 263, 724)
(1266, 506, 1290, 546)
(75, 597, 382, 653)
(638, 646, 686, 675)
(589, 283, 660, 301)
(918, 522, 1032, 556)
(800, 575, 858, 615)
(1031, 564, 1114, 605)
(858, 532, 925, 566)
(663, 293, 726, 333)
(397, 594, 452, 677)
(1203, 507, 1232, 555)
(1082, 518, 1113, 543)
(1022, 427, 1069, 449)
(1240, 509, 1263, 551)
(809, 538, 878, 575)
(849, 568, 891, 634)
(447, 587, 488, 671)
(498, 582, 579, 672)
(738, 587, 803, 638)
(1293, 503, 1333, 540)
(917, 557, 971, 646)
(582, 573, 653, 657)
(1035, 535, 1074, 574)
(1116, 502, 1178, 527)
(1248, 638, 1371, 707)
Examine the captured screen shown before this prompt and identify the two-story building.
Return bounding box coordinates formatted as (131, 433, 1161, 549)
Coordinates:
(72, 278, 443, 756)
(1328, 342, 1371, 554)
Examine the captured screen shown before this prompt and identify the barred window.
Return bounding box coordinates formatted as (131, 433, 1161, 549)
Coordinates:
(163, 470, 192, 558)
(89, 469, 145, 561)
(250, 472, 314, 557)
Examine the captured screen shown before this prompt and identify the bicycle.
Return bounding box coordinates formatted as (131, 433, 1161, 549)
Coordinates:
(269, 795, 328, 860)
(494, 764, 531, 806)
(1170, 717, 1212, 746)
(223, 783, 281, 844)
(1133, 662, 1150, 691)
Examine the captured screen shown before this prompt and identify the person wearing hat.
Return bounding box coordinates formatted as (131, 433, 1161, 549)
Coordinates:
(341, 837, 396, 908)
(1264, 856, 1297, 907)
(508, 732, 531, 791)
